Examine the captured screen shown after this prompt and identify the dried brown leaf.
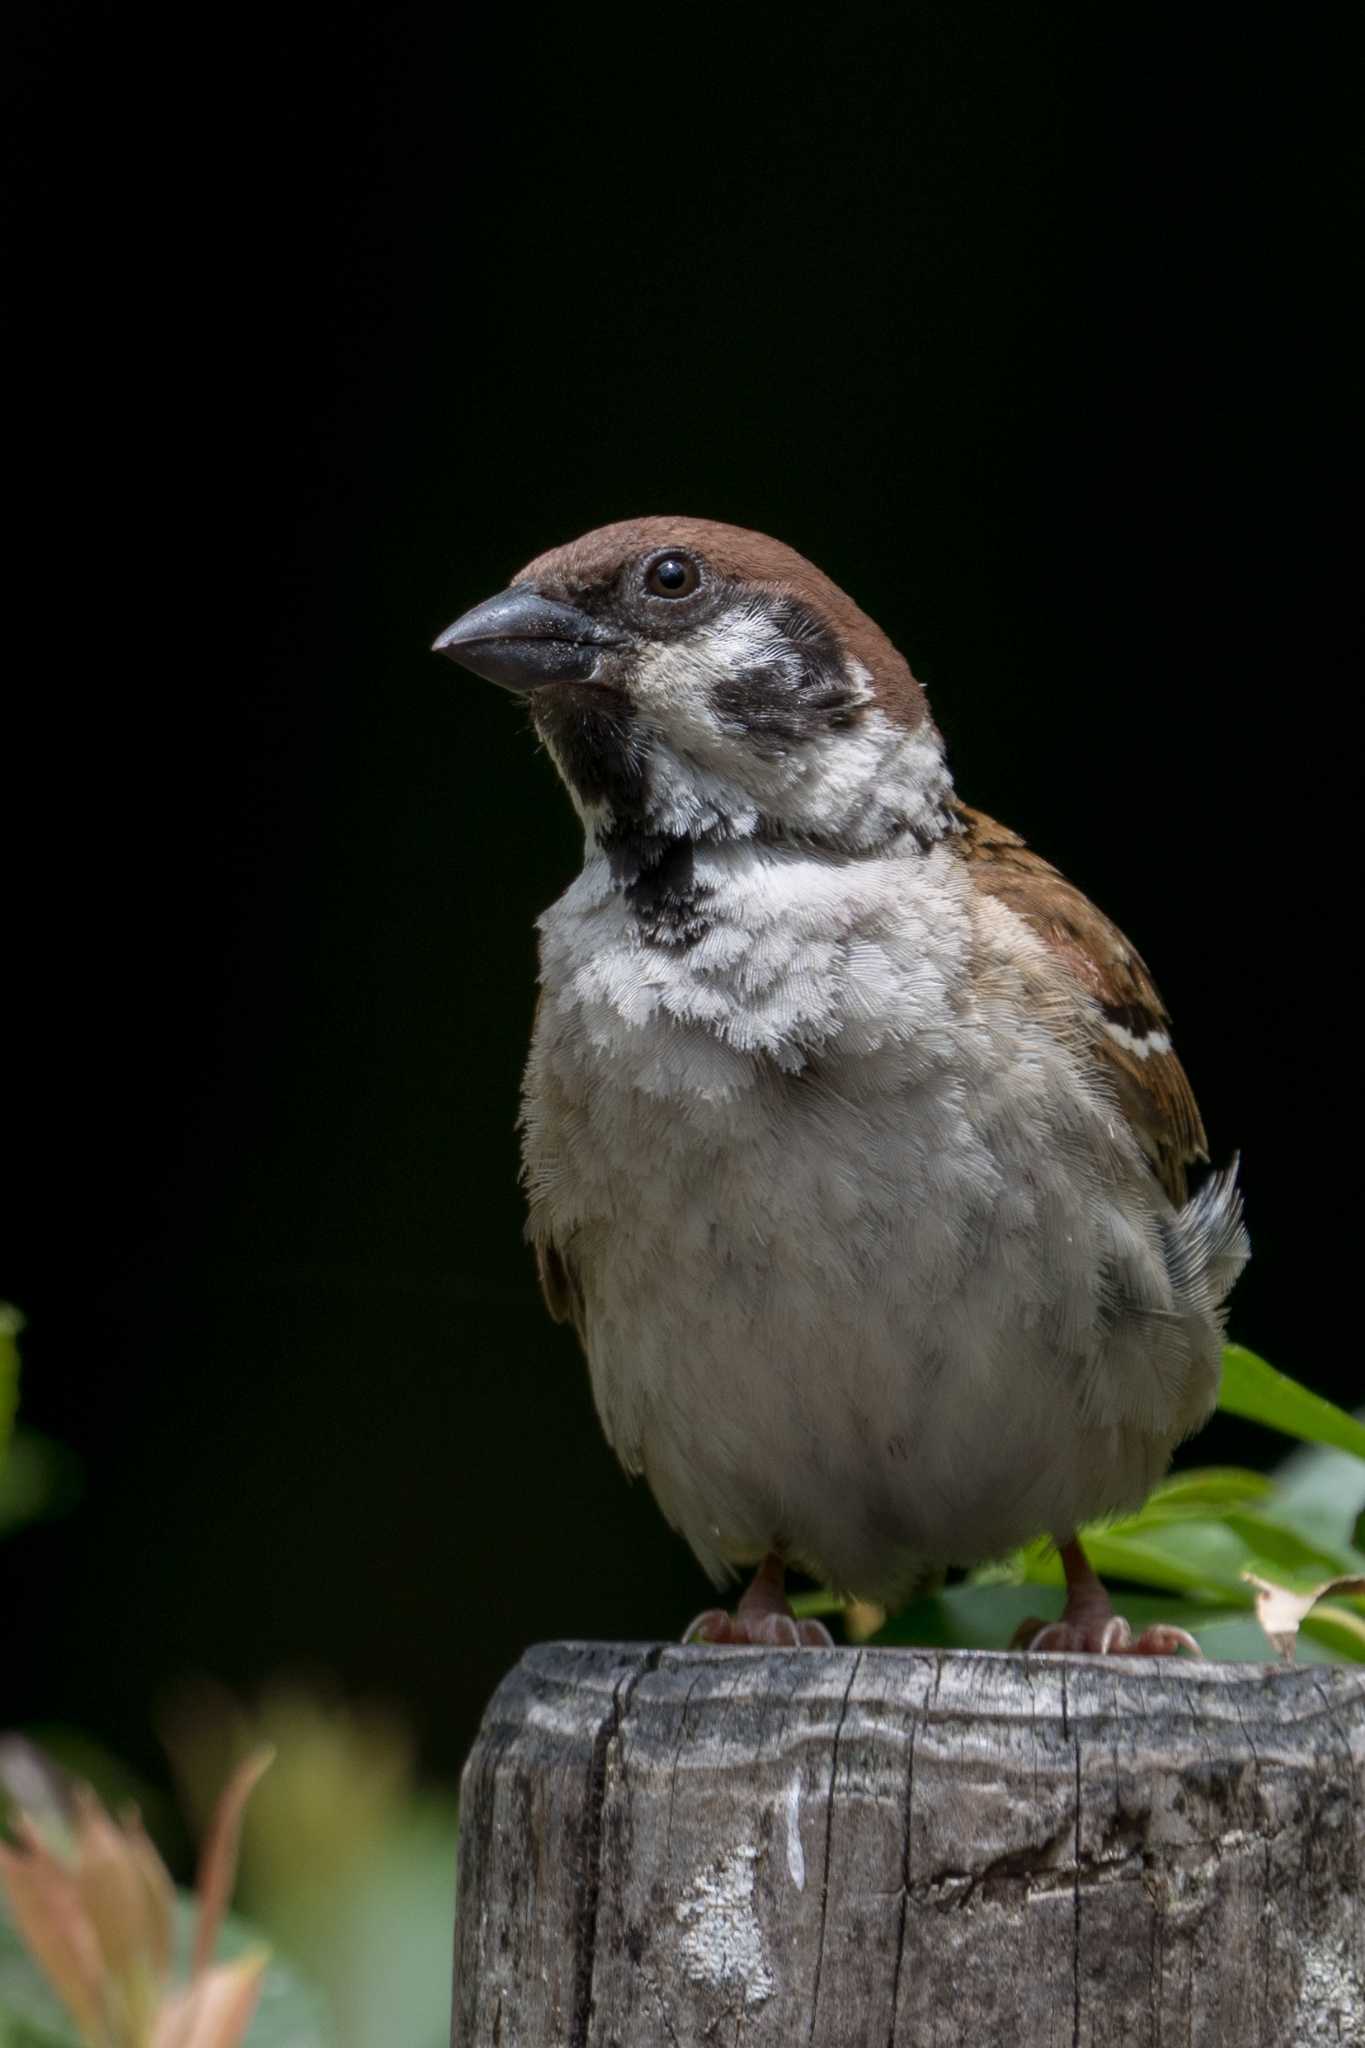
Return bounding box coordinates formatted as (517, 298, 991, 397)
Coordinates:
(190, 1747, 274, 1978)
(0, 1821, 107, 2043)
(1244, 1571, 1365, 1662)
(119, 1806, 177, 1982)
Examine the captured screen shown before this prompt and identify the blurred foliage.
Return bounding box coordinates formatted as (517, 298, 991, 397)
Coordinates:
(2, 1313, 453, 2048)
(0, 1309, 18, 1466)
(0, 1693, 454, 2048)
(0, 1438, 81, 1546)
(0, 1742, 330, 2048)
(0, 1897, 332, 2048)
(161, 1683, 455, 2048)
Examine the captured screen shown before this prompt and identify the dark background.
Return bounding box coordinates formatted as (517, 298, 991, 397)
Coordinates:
(4, 8, 1360, 1783)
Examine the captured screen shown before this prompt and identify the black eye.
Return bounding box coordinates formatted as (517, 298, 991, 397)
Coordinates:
(643, 551, 701, 598)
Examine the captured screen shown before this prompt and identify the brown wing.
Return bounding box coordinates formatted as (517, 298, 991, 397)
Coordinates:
(955, 803, 1207, 1205)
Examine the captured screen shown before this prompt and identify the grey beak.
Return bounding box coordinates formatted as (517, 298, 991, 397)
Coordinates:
(431, 585, 623, 692)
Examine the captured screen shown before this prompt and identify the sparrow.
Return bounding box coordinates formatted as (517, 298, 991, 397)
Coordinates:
(434, 518, 1247, 1654)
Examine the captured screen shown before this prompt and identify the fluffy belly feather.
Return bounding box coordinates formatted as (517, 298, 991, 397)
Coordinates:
(544, 1072, 1182, 1599)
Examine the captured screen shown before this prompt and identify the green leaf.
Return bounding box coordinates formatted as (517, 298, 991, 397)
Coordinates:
(1219, 1345, 1365, 1460)
(1078, 1521, 1258, 1600)
(875, 1581, 1065, 1649)
(1143, 1466, 1276, 1511)
(1220, 1510, 1365, 1588)
(1301, 1603, 1365, 1662)
(992, 1512, 1362, 1606)
(1186, 1613, 1348, 1665)
(1087, 1513, 1365, 1605)
(1268, 1433, 1365, 1553)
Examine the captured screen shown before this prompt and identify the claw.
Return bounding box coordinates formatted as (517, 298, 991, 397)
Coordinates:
(1128, 1624, 1203, 1658)
(797, 1617, 836, 1647)
(682, 1555, 836, 1648)
(684, 1608, 735, 1644)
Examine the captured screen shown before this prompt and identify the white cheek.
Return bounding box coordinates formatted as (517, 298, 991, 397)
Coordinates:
(628, 626, 945, 847)
(630, 611, 785, 746)
(605, 620, 777, 839)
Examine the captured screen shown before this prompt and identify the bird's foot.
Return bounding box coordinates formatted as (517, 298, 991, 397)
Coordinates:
(686, 1607, 836, 1647)
(1012, 1613, 1202, 1657)
(685, 1552, 835, 1648)
(1009, 1535, 1202, 1658)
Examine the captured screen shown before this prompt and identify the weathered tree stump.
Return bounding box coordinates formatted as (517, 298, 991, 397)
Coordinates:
(452, 1642, 1365, 2046)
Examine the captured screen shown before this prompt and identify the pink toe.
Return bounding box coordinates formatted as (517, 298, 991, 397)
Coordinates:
(1126, 1625, 1203, 1659)
(1017, 1614, 1203, 1658)
(797, 1618, 836, 1647)
(1020, 1621, 1070, 1653)
(684, 1608, 733, 1644)
(750, 1613, 801, 1647)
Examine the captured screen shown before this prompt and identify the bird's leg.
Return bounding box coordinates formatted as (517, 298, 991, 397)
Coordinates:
(1012, 1535, 1201, 1657)
(686, 1551, 835, 1648)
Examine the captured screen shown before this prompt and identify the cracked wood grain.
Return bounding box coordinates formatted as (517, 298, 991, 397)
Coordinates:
(451, 1645, 1365, 2047)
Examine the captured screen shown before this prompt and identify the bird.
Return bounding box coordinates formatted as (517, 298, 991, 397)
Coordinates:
(433, 517, 1248, 1655)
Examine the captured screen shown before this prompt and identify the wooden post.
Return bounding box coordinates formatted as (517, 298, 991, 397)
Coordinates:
(452, 1642, 1365, 2046)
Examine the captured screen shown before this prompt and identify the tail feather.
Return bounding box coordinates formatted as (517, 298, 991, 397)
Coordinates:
(1162, 1156, 1250, 1315)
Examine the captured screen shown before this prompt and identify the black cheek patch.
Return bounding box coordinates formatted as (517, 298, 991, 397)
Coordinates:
(709, 598, 864, 747)
(711, 664, 864, 743)
(531, 685, 647, 814)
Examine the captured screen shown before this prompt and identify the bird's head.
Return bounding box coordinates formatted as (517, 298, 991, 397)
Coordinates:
(434, 517, 951, 854)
